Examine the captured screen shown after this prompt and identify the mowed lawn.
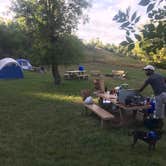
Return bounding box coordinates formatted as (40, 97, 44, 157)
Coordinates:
(0, 56, 166, 165)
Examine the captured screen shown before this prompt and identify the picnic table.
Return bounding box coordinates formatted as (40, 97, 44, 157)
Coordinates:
(96, 92, 151, 126)
(64, 70, 88, 80)
(105, 70, 127, 79)
(111, 70, 126, 78)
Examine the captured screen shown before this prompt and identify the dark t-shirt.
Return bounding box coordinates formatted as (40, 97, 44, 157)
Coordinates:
(145, 73, 166, 96)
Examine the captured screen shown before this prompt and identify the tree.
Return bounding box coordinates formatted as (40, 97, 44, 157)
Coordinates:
(11, 0, 90, 84)
(113, 0, 166, 66)
(0, 18, 28, 58)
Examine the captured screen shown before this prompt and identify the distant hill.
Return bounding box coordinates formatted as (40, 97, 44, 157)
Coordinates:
(83, 46, 145, 69)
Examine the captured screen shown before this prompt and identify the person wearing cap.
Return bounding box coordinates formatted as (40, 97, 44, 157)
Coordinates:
(138, 65, 166, 120)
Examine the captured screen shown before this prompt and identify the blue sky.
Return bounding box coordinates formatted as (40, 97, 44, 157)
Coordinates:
(76, 0, 148, 44)
(0, 0, 148, 45)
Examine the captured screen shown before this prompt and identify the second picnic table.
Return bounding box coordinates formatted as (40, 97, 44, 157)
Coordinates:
(64, 70, 88, 80)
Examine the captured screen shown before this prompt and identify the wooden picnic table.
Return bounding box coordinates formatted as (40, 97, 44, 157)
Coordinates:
(64, 70, 88, 80)
(67, 70, 85, 74)
(96, 92, 151, 126)
(97, 93, 117, 102)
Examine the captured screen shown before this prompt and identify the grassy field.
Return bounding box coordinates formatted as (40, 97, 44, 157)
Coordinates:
(0, 50, 166, 165)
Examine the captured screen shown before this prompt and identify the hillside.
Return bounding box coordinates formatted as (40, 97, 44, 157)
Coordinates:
(83, 47, 144, 68)
(61, 46, 166, 95)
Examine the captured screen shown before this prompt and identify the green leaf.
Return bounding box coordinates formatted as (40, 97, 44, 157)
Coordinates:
(159, 0, 164, 4)
(139, 42, 143, 47)
(126, 7, 131, 17)
(126, 31, 130, 36)
(120, 22, 130, 28)
(147, 24, 155, 31)
(148, 13, 153, 18)
(157, 22, 164, 34)
(131, 11, 137, 22)
(128, 43, 135, 51)
(135, 16, 141, 23)
(120, 41, 129, 46)
(126, 36, 133, 43)
(134, 34, 142, 41)
(147, 3, 155, 13)
(113, 15, 118, 21)
(139, 0, 150, 6)
(118, 10, 127, 22)
(127, 26, 134, 30)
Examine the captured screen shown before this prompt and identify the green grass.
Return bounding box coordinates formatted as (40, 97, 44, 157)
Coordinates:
(0, 52, 166, 165)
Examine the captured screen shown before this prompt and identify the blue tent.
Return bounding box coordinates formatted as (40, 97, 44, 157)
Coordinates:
(16, 58, 32, 70)
(0, 58, 24, 79)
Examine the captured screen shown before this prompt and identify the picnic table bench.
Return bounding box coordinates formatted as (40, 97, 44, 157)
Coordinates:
(83, 103, 115, 128)
(90, 70, 101, 77)
(32, 66, 41, 72)
(77, 74, 88, 80)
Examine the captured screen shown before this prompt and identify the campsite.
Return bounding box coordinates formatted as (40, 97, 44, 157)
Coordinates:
(0, 47, 166, 165)
(0, 0, 166, 165)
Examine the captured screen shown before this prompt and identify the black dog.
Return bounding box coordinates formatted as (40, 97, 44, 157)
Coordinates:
(144, 118, 164, 130)
(130, 130, 163, 151)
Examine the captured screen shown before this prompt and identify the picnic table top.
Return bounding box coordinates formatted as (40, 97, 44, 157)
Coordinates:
(96, 92, 151, 111)
(66, 70, 86, 73)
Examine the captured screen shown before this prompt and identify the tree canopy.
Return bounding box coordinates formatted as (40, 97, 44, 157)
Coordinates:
(11, 0, 91, 84)
(0, 18, 28, 58)
(113, 0, 166, 67)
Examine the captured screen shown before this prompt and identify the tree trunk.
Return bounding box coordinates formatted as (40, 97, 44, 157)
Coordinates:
(51, 64, 61, 85)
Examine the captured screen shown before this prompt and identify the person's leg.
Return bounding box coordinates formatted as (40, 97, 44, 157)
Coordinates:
(155, 95, 164, 119)
(155, 92, 166, 129)
(161, 92, 166, 117)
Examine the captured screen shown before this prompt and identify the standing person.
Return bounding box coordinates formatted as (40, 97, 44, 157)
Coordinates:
(138, 65, 166, 121)
(40, 66, 45, 74)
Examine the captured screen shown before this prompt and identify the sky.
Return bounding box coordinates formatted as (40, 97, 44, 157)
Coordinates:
(76, 0, 148, 44)
(0, 0, 148, 45)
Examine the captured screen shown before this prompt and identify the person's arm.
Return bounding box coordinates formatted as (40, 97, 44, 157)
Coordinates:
(138, 80, 148, 93)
